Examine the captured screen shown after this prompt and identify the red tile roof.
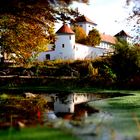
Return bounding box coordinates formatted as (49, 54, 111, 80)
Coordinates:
(56, 24, 74, 34)
(100, 33, 117, 44)
(75, 15, 97, 25)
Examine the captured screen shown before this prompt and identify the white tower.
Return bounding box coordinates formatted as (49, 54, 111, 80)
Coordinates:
(55, 24, 75, 59)
(74, 15, 97, 35)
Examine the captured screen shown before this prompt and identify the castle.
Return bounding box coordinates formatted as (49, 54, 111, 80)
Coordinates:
(0, 15, 132, 63)
(37, 15, 132, 61)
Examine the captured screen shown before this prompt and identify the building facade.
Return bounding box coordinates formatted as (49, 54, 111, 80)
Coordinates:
(38, 15, 132, 61)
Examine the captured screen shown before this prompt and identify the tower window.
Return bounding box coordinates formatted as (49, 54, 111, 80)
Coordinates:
(62, 44, 65, 48)
(69, 36, 71, 40)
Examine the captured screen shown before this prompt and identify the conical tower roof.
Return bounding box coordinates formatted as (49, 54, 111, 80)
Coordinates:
(56, 24, 74, 34)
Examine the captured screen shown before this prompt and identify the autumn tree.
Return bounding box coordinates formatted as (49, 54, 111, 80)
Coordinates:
(0, 0, 89, 66)
(86, 28, 101, 46)
(72, 25, 87, 44)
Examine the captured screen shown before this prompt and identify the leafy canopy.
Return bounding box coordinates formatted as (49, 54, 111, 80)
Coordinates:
(86, 28, 101, 47)
(0, 0, 89, 66)
(72, 25, 87, 44)
(111, 38, 140, 82)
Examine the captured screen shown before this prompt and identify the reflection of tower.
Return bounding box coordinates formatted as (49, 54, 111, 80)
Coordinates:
(54, 94, 75, 113)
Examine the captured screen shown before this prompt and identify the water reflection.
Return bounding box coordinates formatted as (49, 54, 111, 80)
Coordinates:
(0, 91, 135, 140)
(44, 93, 101, 121)
(50, 93, 102, 113)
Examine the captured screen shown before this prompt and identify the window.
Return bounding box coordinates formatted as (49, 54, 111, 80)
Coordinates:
(52, 45, 55, 50)
(62, 44, 65, 48)
(73, 45, 75, 49)
(69, 36, 71, 40)
(46, 54, 50, 60)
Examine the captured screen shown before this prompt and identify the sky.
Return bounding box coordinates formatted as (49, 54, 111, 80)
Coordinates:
(71, 0, 132, 36)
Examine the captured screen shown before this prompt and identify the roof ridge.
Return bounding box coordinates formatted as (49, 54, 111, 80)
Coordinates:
(75, 15, 97, 25)
(115, 30, 132, 38)
(56, 24, 74, 34)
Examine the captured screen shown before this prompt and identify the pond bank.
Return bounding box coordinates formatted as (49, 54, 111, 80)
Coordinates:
(0, 90, 139, 140)
(0, 75, 140, 90)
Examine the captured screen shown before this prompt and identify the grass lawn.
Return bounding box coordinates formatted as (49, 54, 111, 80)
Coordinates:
(0, 126, 79, 140)
(88, 90, 140, 138)
(0, 85, 111, 94)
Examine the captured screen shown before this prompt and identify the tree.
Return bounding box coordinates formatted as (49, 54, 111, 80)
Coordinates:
(0, 18, 54, 65)
(111, 38, 140, 82)
(125, 0, 140, 43)
(72, 25, 87, 44)
(86, 28, 101, 46)
(0, 0, 89, 66)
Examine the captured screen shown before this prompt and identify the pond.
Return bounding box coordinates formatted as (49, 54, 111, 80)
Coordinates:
(0, 90, 140, 140)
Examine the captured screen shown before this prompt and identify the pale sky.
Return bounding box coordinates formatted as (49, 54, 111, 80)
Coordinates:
(71, 0, 132, 36)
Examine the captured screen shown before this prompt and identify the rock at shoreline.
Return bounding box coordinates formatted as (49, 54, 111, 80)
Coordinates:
(23, 92, 36, 98)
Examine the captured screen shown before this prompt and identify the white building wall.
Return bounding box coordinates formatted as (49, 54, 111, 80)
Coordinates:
(38, 43, 109, 61)
(99, 42, 113, 50)
(38, 34, 75, 61)
(74, 43, 107, 59)
(118, 36, 132, 44)
(38, 51, 56, 61)
(126, 36, 132, 44)
(54, 34, 75, 60)
(77, 22, 97, 35)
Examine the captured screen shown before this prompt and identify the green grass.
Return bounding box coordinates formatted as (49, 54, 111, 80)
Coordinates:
(0, 126, 79, 140)
(0, 85, 129, 94)
(89, 90, 140, 137)
(0, 86, 104, 94)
